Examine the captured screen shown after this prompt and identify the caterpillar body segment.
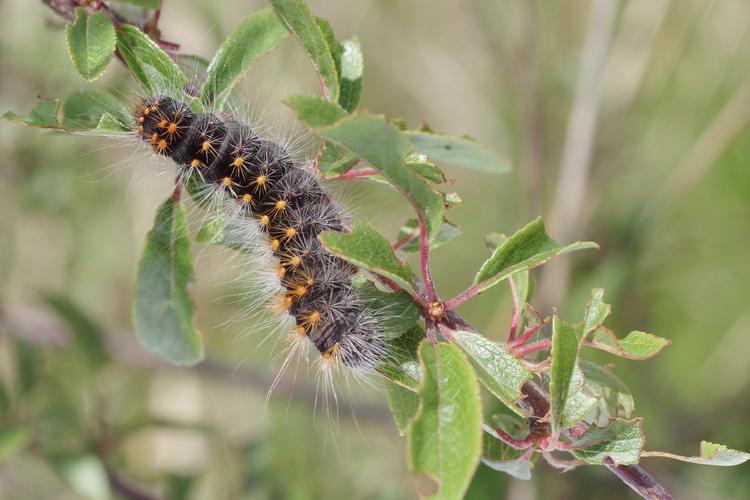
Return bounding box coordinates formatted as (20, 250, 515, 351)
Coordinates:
(136, 96, 385, 370)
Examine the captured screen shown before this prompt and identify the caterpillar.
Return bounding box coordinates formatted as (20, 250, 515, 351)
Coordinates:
(135, 95, 386, 373)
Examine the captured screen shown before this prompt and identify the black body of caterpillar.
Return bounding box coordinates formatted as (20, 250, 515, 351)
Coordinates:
(136, 96, 384, 369)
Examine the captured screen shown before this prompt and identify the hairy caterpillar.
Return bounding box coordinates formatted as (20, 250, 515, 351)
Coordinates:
(135, 95, 386, 373)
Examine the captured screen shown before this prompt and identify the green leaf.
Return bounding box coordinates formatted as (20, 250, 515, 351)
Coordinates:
(378, 326, 424, 390)
(320, 114, 443, 238)
(116, 24, 187, 95)
(284, 96, 354, 176)
(42, 293, 109, 367)
(406, 130, 511, 174)
(133, 196, 203, 365)
(4, 95, 130, 134)
(396, 218, 461, 253)
(580, 361, 635, 422)
(356, 282, 420, 340)
(318, 142, 359, 176)
(285, 95, 347, 127)
(3, 98, 61, 128)
(451, 330, 532, 417)
(338, 37, 363, 112)
(287, 96, 444, 237)
(270, 0, 340, 101)
(408, 341, 482, 500)
(201, 8, 289, 110)
(571, 419, 644, 465)
(386, 380, 420, 435)
(65, 8, 116, 82)
(0, 427, 32, 462)
(581, 288, 611, 337)
(63, 89, 131, 130)
(472, 217, 598, 294)
(406, 155, 446, 184)
(587, 328, 669, 360)
(482, 429, 531, 480)
(195, 214, 225, 244)
(642, 441, 750, 466)
(95, 112, 130, 131)
(315, 17, 341, 76)
(319, 221, 414, 292)
(549, 317, 597, 431)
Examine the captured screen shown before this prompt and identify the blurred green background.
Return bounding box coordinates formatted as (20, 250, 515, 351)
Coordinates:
(1, 0, 749, 498)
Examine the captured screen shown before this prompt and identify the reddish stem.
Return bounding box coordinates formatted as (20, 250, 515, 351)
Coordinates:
(392, 228, 418, 252)
(513, 338, 551, 357)
(510, 323, 544, 348)
(417, 214, 438, 302)
(604, 459, 674, 500)
(491, 427, 534, 450)
(172, 174, 182, 201)
(444, 284, 482, 310)
(508, 279, 521, 342)
(328, 167, 377, 180)
(376, 274, 429, 309)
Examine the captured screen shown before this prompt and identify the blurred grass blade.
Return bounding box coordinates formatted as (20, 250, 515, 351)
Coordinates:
(201, 8, 289, 110)
(270, 0, 340, 101)
(133, 195, 204, 365)
(42, 293, 109, 367)
(65, 8, 116, 82)
(0, 427, 32, 462)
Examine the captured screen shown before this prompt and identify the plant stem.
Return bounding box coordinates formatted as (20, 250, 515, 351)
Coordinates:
(417, 214, 438, 302)
(604, 459, 674, 500)
(392, 228, 418, 252)
(443, 311, 673, 500)
(444, 284, 481, 310)
(508, 278, 521, 342)
(513, 338, 551, 357)
(488, 427, 533, 450)
(328, 167, 378, 180)
(511, 323, 543, 347)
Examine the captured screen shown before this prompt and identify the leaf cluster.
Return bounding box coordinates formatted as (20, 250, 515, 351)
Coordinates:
(4, 1, 748, 498)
